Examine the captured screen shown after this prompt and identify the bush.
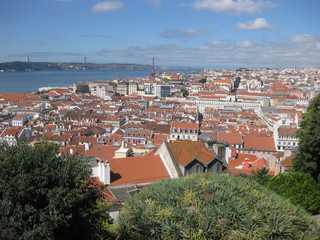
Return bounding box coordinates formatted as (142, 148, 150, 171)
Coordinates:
(0, 142, 110, 240)
(115, 173, 313, 239)
(266, 172, 320, 215)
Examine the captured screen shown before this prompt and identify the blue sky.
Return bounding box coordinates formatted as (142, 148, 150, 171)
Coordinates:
(1, 0, 319, 68)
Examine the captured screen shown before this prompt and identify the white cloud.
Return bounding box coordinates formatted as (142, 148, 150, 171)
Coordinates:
(236, 40, 254, 47)
(182, 0, 277, 15)
(291, 34, 317, 43)
(98, 38, 320, 68)
(160, 29, 213, 39)
(207, 40, 229, 48)
(235, 18, 276, 30)
(92, 1, 124, 13)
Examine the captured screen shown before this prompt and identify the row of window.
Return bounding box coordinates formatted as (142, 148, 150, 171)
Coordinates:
(126, 133, 152, 138)
(172, 129, 197, 134)
(278, 136, 297, 140)
(278, 141, 298, 146)
(171, 134, 196, 140)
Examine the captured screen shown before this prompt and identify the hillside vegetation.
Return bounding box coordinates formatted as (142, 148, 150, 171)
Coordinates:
(114, 173, 314, 240)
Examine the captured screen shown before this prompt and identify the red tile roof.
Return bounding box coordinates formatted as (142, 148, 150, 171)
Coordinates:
(281, 153, 296, 167)
(278, 127, 297, 137)
(0, 128, 22, 137)
(85, 145, 118, 159)
(0, 93, 41, 103)
(108, 155, 170, 186)
(171, 122, 198, 130)
(217, 132, 242, 145)
(243, 136, 276, 151)
(228, 153, 257, 169)
(168, 141, 216, 166)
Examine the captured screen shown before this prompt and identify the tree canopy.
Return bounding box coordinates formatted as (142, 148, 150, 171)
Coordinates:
(0, 142, 109, 240)
(199, 78, 207, 83)
(115, 173, 313, 240)
(266, 172, 320, 215)
(294, 94, 320, 181)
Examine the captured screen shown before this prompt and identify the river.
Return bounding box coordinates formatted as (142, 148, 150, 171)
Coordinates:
(0, 69, 153, 94)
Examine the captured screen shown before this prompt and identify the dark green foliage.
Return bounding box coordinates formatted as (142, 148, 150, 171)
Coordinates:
(115, 173, 313, 239)
(199, 78, 207, 83)
(251, 167, 270, 185)
(266, 172, 320, 215)
(0, 61, 63, 71)
(180, 89, 189, 97)
(294, 94, 320, 181)
(0, 142, 109, 240)
(0, 61, 150, 72)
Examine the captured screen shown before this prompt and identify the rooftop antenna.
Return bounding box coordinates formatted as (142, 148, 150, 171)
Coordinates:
(83, 56, 87, 71)
(152, 57, 155, 76)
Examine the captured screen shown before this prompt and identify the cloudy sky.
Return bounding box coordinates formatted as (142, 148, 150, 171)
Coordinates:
(1, 0, 319, 68)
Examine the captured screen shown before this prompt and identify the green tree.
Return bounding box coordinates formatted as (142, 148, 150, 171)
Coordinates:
(115, 173, 313, 239)
(266, 172, 320, 215)
(199, 78, 207, 83)
(294, 94, 320, 181)
(0, 142, 110, 240)
(251, 167, 270, 185)
(180, 89, 189, 97)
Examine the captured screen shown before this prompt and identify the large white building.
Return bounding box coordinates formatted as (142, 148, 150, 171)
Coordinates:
(276, 126, 299, 151)
(196, 97, 261, 113)
(0, 128, 32, 146)
(12, 114, 29, 126)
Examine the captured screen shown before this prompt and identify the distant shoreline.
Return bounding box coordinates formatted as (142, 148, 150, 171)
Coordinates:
(0, 61, 152, 73)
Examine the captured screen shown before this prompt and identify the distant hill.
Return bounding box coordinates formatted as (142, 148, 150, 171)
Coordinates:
(0, 61, 151, 72)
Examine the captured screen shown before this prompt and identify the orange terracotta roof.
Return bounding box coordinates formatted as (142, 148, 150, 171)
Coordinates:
(228, 153, 257, 169)
(108, 155, 170, 186)
(243, 136, 276, 151)
(0, 93, 41, 102)
(251, 157, 268, 170)
(217, 132, 242, 145)
(168, 141, 216, 167)
(52, 88, 70, 94)
(13, 113, 26, 119)
(281, 153, 296, 167)
(278, 127, 297, 137)
(0, 128, 22, 137)
(43, 132, 73, 142)
(171, 122, 198, 130)
(85, 145, 118, 159)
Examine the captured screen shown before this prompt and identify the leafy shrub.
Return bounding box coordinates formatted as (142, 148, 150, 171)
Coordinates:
(267, 172, 320, 215)
(115, 173, 313, 239)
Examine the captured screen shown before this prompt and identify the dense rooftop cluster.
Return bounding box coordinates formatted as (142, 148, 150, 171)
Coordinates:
(0, 67, 319, 218)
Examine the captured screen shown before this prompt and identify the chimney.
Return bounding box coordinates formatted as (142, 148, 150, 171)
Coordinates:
(243, 158, 251, 169)
(99, 161, 110, 185)
(121, 140, 128, 149)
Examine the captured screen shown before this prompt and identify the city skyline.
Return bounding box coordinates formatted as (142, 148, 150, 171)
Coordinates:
(1, 0, 319, 68)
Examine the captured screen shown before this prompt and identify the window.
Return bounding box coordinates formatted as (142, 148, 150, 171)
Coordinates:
(218, 146, 225, 160)
(196, 165, 202, 173)
(216, 162, 222, 172)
